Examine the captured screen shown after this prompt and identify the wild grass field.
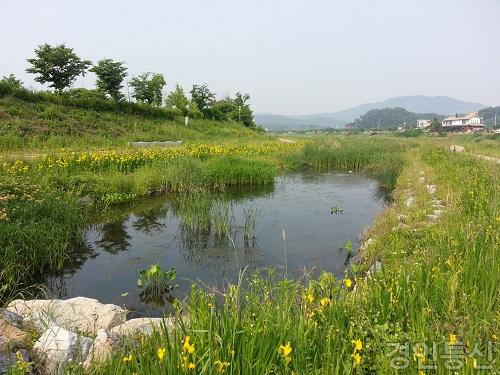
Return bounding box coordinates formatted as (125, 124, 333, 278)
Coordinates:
(1, 98, 498, 374)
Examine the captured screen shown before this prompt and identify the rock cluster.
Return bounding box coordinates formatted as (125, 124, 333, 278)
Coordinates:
(0, 297, 177, 374)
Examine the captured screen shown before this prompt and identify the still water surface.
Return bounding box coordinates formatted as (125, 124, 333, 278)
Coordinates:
(46, 172, 385, 316)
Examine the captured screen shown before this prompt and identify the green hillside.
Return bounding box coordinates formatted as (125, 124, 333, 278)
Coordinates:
(0, 96, 264, 152)
(479, 106, 500, 127)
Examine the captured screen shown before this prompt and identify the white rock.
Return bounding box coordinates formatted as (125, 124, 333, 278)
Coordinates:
(368, 260, 382, 276)
(33, 326, 93, 375)
(82, 329, 119, 369)
(8, 297, 127, 336)
(406, 196, 415, 208)
(110, 317, 172, 336)
(450, 145, 465, 153)
(426, 184, 437, 195)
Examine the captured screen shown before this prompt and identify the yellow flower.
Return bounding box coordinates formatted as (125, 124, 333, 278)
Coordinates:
(492, 334, 498, 341)
(157, 347, 165, 361)
(352, 352, 362, 366)
(183, 336, 195, 354)
(305, 292, 314, 304)
(419, 371, 426, 375)
(214, 360, 230, 373)
(344, 278, 352, 288)
(278, 342, 292, 365)
(449, 334, 458, 345)
(188, 362, 196, 369)
(123, 354, 133, 363)
(320, 297, 332, 307)
(352, 339, 362, 352)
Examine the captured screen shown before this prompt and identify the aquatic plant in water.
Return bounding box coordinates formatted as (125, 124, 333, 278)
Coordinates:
(137, 264, 178, 306)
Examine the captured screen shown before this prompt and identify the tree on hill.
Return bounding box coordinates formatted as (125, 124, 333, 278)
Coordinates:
(165, 84, 189, 115)
(0, 74, 23, 89)
(212, 92, 255, 127)
(190, 83, 216, 118)
(129, 73, 166, 106)
(26, 44, 91, 93)
(90, 59, 127, 101)
(429, 118, 442, 132)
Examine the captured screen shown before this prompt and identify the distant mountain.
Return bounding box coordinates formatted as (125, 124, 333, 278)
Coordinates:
(255, 95, 487, 130)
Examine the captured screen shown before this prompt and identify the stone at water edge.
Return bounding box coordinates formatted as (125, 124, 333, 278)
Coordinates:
(110, 317, 175, 336)
(0, 309, 23, 329)
(33, 326, 93, 375)
(7, 297, 127, 336)
(0, 318, 30, 349)
(82, 329, 120, 369)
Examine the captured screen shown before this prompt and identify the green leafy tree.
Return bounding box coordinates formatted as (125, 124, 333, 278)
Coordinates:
(212, 97, 236, 122)
(234, 92, 254, 126)
(190, 83, 215, 117)
(165, 84, 189, 115)
(212, 93, 254, 127)
(89, 59, 127, 100)
(0, 74, 23, 88)
(26, 43, 91, 93)
(430, 118, 442, 132)
(129, 73, 166, 106)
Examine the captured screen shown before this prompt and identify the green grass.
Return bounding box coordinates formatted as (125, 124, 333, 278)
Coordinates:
(86, 146, 498, 375)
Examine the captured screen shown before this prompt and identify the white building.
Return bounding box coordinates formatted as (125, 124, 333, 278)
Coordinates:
(442, 112, 484, 130)
(416, 119, 432, 129)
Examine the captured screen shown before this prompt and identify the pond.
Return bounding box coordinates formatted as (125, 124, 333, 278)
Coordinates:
(46, 172, 386, 317)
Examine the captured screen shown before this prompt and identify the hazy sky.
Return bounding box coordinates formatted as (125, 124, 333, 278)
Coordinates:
(1, 0, 499, 115)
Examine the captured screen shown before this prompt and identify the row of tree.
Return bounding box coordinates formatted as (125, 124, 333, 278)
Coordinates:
(1, 43, 255, 126)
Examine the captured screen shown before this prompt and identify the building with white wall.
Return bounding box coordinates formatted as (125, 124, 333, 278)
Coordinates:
(416, 119, 432, 129)
(442, 112, 484, 131)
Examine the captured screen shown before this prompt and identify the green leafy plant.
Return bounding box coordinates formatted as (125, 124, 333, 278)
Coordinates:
(137, 264, 178, 306)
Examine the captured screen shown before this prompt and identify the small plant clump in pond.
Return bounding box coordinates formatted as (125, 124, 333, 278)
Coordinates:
(330, 205, 344, 215)
(243, 204, 262, 240)
(211, 200, 232, 238)
(137, 264, 178, 306)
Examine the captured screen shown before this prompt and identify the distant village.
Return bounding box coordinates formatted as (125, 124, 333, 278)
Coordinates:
(415, 111, 488, 133)
(286, 111, 499, 134)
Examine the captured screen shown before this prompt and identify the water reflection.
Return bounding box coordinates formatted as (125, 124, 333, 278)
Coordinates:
(133, 205, 168, 234)
(96, 219, 132, 254)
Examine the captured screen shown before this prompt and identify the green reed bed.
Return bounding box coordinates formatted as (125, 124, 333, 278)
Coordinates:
(0, 177, 83, 303)
(291, 136, 409, 190)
